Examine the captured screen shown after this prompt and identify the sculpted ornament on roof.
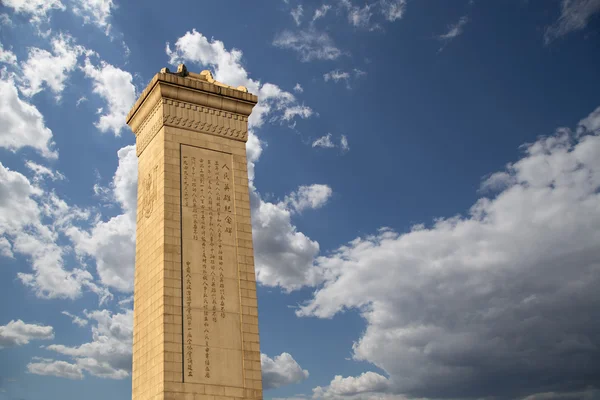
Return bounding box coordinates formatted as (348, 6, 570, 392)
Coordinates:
(160, 64, 249, 93)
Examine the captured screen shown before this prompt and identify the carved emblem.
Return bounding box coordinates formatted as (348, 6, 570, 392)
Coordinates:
(143, 165, 158, 218)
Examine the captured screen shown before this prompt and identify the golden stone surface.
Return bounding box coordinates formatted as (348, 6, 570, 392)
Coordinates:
(127, 64, 262, 400)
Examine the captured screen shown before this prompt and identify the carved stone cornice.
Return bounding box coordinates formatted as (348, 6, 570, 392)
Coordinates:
(128, 66, 257, 156)
(162, 98, 248, 139)
(134, 99, 164, 157)
(134, 98, 250, 156)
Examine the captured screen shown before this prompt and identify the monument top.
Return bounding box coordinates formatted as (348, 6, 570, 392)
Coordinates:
(126, 63, 258, 127)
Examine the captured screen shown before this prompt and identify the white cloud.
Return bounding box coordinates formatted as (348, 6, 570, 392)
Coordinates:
(545, 0, 600, 44)
(0, 77, 57, 158)
(0, 42, 17, 66)
(340, 134, 349, 152)
(76, 96, 87, 106)
(62, 311, 88, 327)
(341, 1, 375, 29)
(380, 0, 406, 22)
(26, 161, 65, 182)
(291, 5, 304, 26)
(1, 0, 65, 25)
(323, 69, 366, 89)
(261, 352, 309, 390)
(0, 13, 13, 26)
(82, 57, 136, 136)
(313, 4, 332, 21)
(324, 70, 350, 83)
(313, 133, 350, 151)
(27, 359, 84, 380)
(312, 133, 335, 148)
(0, 162, 105, 300)
(296, 107, 600, 398)
(66, 145, 137, 292)
(281, 184, 333, 213)
(19, 34, 89, 99)
(313, 372, 391, 398)
(0, 237, 13, 258)
(578, 104, 600, 133)
(0, 320, 54, 348)
(71, 0, 116, 35)
(438, 15, 469, 41)
(47, 308, 132, 379)
(251, 188, 323, 292)
(294, 83, 304, 93)
(165, 30, 323, 294)
(273, 29, 343, 62)
(166, 30, 313, 128)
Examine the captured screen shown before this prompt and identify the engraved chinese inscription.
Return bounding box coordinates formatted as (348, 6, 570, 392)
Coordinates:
(180, 144, 243, 386)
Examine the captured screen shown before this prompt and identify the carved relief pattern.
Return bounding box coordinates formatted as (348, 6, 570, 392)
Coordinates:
(135, 99, 249, 157)
(135, 99, 164, 157)
(142, 164, 158, 218)
(163, 99, 248, 141)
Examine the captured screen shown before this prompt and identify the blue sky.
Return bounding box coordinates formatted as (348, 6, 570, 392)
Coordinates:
(1, 0, 600, 399)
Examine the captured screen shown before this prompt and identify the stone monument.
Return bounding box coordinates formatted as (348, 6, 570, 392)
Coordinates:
(126, 64, 262, 400)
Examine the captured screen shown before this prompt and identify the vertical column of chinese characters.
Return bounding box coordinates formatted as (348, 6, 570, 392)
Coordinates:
(223, 163, 233, 237)
(217, 162, 225, 318)
(199, 158, 210, 379)
(208, 160, 217, 325)
(187, 156, 197, 377)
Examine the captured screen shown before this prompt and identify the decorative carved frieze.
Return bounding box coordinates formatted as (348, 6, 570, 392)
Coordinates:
(135, 97, 249, 157)
(162, 98, 248, 141)
(135, 99, 164, 157)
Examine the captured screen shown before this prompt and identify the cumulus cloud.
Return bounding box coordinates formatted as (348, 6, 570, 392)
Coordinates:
(578, 104, 600, 133)
(281, 184, 333, 213)
(0, 42, 17, 66)
(1, 0, 65, 26)
(66, 145, 137, 292)
(47, 308, 132, 379)
(273, 29, 343, 62)
(0, 162, 103, 300)
(0, 320, 54, 348)
(545, 0, 600, 44)
(261, 352, 309, 390)
(251, 187, 324, 292)
(295, 106, 600, 399)
(0, 77, 57, 158)
(294, 83, 304, 93)
(313, 372, 391, 398)
(0, 237, 13, 258)
(71, 0, 116, 35)
(27, 358, 84, 380)
(19, 34, 90, 99)
(81, 57, 136, 135)
(166, 30, 313, 128)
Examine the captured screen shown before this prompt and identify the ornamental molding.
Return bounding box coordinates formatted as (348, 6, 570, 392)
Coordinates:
(135, 99, 163, 157)
(162, 98, 248, 143)
(135, 97, 249, 157)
